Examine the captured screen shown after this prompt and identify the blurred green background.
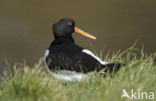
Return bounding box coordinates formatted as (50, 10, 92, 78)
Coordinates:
(0, 0, 156, 73)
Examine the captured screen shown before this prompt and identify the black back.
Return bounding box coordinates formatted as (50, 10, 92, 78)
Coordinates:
(46, 37, 103, 73)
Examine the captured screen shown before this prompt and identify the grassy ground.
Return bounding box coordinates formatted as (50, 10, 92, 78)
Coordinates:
(0, 46, 156, 101)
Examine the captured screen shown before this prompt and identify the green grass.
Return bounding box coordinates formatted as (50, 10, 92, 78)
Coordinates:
(0, 46, 156, 101)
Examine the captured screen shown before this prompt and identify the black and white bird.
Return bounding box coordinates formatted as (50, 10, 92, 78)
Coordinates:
(44, 18, 123, 82)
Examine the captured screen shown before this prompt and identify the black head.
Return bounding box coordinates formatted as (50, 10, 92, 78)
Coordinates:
(52, 18, 96, 40)
(53, 18, 75, 39)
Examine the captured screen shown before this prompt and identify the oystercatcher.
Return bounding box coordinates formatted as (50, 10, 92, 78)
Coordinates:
(44, 18, 123, 82)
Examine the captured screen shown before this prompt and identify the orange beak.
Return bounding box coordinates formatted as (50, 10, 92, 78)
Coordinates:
(74, 27, 96, 40)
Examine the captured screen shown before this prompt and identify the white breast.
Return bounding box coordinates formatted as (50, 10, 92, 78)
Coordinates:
(46, 68, 90, 82)
(51, 70, 87, 82)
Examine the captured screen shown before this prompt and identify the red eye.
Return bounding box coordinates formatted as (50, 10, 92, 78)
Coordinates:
(67, 21, 72, 26)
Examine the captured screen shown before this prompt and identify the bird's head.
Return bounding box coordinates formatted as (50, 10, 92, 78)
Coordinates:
(53, 18, 96, 40)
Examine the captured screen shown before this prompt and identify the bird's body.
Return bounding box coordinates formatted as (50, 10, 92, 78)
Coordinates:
(44, 18, 123, 82)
